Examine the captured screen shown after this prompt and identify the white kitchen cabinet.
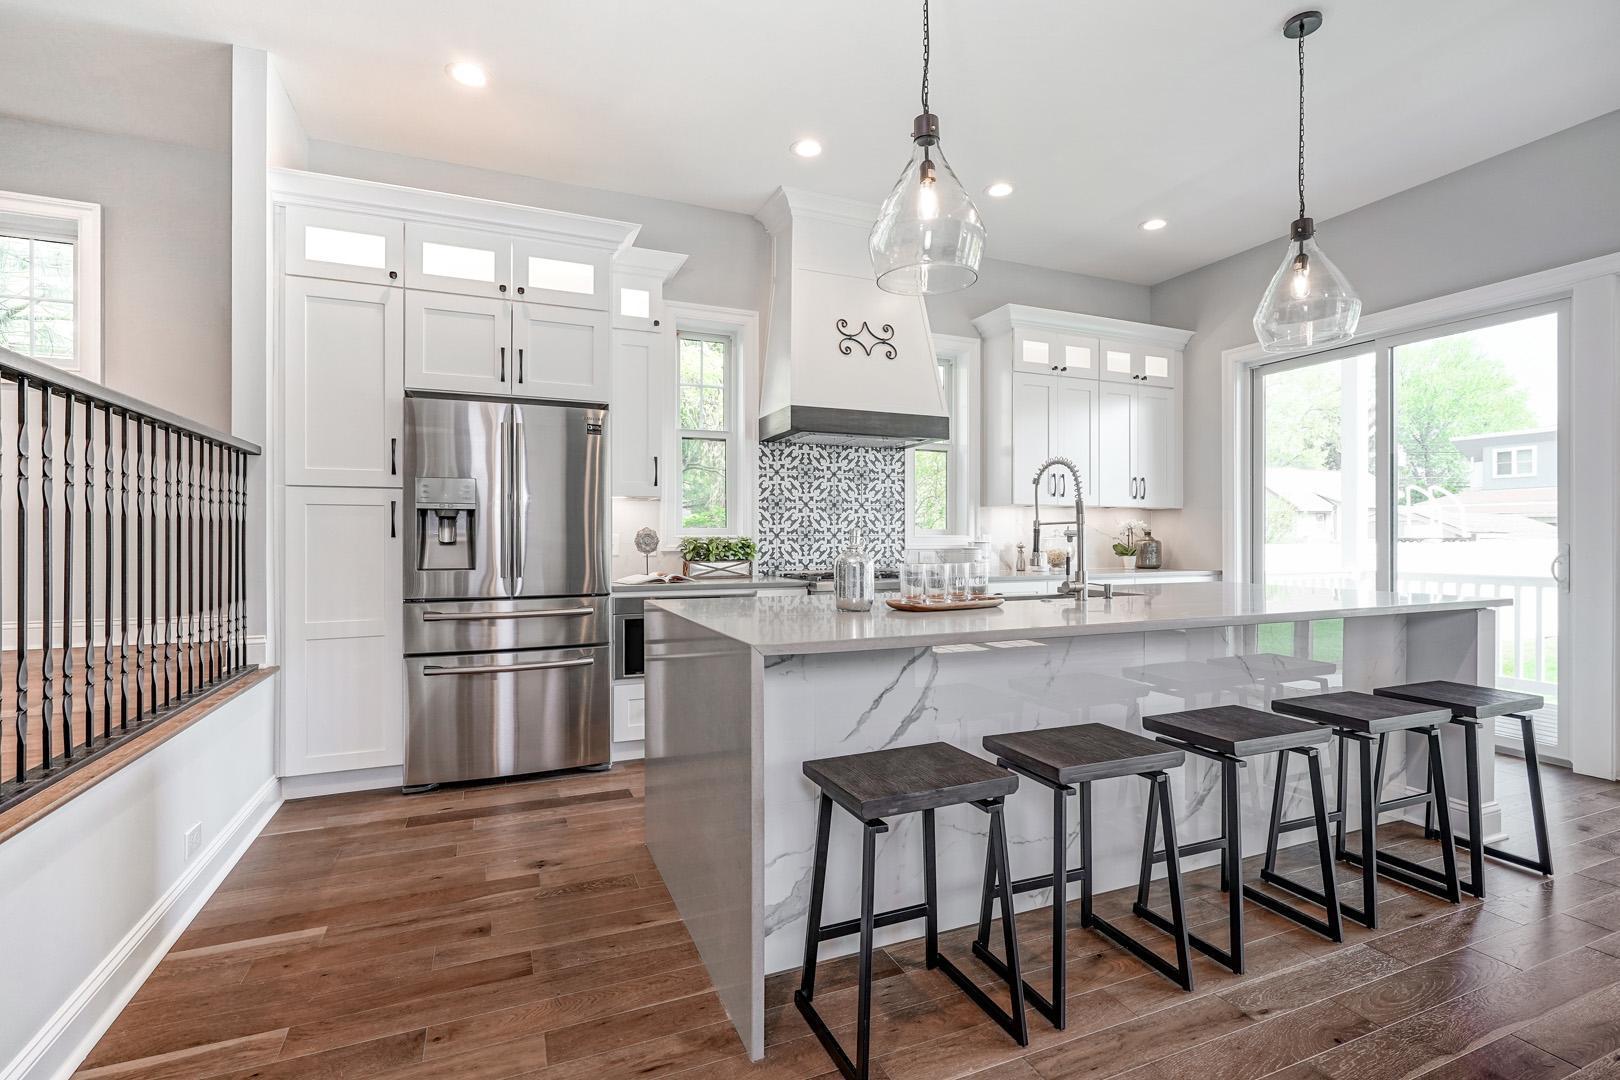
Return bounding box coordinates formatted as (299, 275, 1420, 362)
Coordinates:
(283, 278, 403, 488)
(510, 301, 610, 403)
(405, 221, 513, 298)
(1012, 326, 1097, 381)
(284, 206, 404, 287)
(404, 291, 511, 395)
(1098, 383, 1181, 509)
(1099, 339, 1180, 389)
(612, 680, 646, 743)
(1010, 372, 1095, 506)
(282, 487, 403, 776)
(612, 328, 671, 497)
(612, 247, 687, 332)
(512, 237, 610, 311)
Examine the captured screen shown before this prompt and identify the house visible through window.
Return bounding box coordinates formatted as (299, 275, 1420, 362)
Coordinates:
(677, 332, 736, 531)
(0, 192, 101, 381)
(1492, 446, 1536, 478)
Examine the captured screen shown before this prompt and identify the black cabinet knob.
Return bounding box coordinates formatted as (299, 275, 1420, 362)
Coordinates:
(499, 284, 508, 293)
(388, 270, 398, 280)
(516, 286, 525, 295)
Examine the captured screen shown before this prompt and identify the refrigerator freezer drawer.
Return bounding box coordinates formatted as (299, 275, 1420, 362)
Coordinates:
(405, 645, 610, 786)
(404, 595, 608, 656)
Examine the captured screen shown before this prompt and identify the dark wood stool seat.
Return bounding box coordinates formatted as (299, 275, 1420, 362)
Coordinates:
(803, 742, 1018, 821)
(973, 724, 1194, 1028)
(1136, 705, 1343, 975)
(1269, 692, 1461, 925)
(983, 724, 1185, 786)
(797, 743, 1027, 1079)
(1375, 681, 1553, 897)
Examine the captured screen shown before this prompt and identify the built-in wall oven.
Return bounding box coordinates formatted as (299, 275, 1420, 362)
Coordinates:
(613, 589, 762, 680)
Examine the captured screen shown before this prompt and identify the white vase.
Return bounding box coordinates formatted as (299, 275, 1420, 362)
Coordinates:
(1121, 556, 1137, 569)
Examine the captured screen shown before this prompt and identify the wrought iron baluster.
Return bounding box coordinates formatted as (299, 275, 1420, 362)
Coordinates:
(206, 441, 216, 683)
(164, 426, 173, 708)
(235, 451, 246, 670)
(178, 431, 189, 698)
(40, 385, 53, 767)
(82, 396, 94, 750)
(147, 420, 158, 712)
(119, 412, 129, 730)
(61, 393, 74, 761)
(190, 433, 200, 692)
(135, 417, 145, 722)
(12, 376, 25, 784)
(101, 405, 112, 740)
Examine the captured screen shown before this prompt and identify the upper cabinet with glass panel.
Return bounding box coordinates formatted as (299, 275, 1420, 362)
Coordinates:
(612, 248, 687, 332)
(405, 222, 512, 298)
(1012, 327, 1097, 381)
(513, 238, 610, 311)
(1098, 338, 1179, 389)
(285, 206, 404, 287)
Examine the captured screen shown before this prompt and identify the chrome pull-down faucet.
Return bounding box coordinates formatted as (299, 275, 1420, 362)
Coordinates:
(1031, 457, 1110, 601)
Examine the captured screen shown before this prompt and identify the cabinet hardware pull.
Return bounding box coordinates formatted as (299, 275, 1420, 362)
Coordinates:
(499, 346, 507, 381)
(653, 455, 659, 487)
(1141, 476, 1148, 500)
(517, 286, 525, 295)
(423, 656, 594, 677)
(391, 437, 397, 475)
(421, 606, 594, 622)
(388, 270, 398, 280)
(1060, 366, 1069, 373)
(518, 347, 525, 384)
(390, 499, 397, 538)
(499, 284, 508, 293)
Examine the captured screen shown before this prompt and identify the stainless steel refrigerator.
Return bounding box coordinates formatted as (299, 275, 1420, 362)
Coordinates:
(401, 393, 610, 787)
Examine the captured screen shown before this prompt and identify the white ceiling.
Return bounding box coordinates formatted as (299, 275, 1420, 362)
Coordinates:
(9, 1, 1620, 284)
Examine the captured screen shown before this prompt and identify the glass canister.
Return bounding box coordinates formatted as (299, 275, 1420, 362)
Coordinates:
(833, 528, 875, 612)
(1137, 529, 1163, 570)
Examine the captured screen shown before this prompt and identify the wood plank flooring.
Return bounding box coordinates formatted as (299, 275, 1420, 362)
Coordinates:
(80, 757, 1620, 1079)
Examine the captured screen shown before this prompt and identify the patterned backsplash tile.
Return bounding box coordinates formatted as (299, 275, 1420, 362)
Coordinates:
(757, 444, 906, 571)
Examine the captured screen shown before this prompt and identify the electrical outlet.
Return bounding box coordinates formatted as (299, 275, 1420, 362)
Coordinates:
(183, 823, 202, 862)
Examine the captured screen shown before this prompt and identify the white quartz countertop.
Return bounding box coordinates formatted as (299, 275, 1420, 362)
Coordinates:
(647, 581, 1508, 656)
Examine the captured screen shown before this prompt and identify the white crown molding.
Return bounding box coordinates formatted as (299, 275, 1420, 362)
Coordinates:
(971, 303, 1195, 348)
(755, 186, 879, 236)
(268, 168, 641, 252)
(614, 246, 688, 282)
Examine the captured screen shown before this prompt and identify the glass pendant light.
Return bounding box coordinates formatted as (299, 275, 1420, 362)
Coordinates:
(870, 0, 985, 295)
(1254, 11, 1361, 352)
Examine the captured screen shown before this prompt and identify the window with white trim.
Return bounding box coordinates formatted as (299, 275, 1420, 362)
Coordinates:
(906, 341, 979, 545)
(1492, 445, 1536, 478)
(0, 191, 101, 381)
(676, 331, 739, 532)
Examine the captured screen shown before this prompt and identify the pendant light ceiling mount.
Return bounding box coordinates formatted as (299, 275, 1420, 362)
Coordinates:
(869, 0, 985, 296)
(1253, 8, 1361, 353)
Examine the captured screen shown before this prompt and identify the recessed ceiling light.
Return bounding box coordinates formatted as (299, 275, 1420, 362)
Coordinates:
(791, 138, 823, 158)
(985, 181, 1015, 198)
(446, 62, 488, 88)
(1140, 218, 1168, 231)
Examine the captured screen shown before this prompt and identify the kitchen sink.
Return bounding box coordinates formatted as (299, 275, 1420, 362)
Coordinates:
(999, 589, 1144, 601)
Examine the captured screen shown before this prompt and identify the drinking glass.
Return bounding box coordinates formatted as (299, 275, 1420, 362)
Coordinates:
(899, 563, 928, 604)
(924, 562, 948, 604)
(968, 555, 991, 597)
(946, 562, 970, 602)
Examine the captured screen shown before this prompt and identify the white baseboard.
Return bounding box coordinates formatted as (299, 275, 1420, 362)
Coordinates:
(611, 740, 645, 763)
(4, 777, 282, 1080)
(280, 765, 403, 800)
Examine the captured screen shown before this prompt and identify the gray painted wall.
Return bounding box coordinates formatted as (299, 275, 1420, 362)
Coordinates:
(304, 139, 1150, 344)
(1149, 108, 1620, 570)
(0, 115, 232, 430)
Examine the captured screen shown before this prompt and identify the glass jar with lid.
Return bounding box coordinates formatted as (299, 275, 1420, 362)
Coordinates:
(833, 528, 875, 612)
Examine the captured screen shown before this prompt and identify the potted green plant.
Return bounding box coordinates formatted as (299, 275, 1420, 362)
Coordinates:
(1113, 519, 1149, 569)
(680, 536, 758, 579)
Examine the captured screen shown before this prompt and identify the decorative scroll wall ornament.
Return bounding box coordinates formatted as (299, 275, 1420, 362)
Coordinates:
(836, 319, 898, 359)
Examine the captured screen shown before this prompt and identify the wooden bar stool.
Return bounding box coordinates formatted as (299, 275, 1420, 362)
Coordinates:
(797, 743, 1027, 1080)
(1375, 680, 1554, 897)
(1269, 691, 1462, 926)
(1139, 706, 1343, 974)
(971, 723, 1194, 1030)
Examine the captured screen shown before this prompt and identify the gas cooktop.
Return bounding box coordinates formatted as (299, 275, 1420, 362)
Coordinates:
(777, 568, 901, 582)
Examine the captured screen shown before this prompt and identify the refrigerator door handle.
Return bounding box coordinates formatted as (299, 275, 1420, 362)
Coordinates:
(421, 606, 593, 622)
(512, 409, 531, 588)
(422, 657, 594, 677)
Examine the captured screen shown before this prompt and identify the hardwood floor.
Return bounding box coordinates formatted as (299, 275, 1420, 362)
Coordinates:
(80, 756, 1620, 1079)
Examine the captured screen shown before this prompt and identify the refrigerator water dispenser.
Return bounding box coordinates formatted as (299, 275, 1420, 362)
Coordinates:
(415, 477, 479, 571)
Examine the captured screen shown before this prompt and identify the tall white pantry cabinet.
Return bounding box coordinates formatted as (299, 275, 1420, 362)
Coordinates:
(974, 305, 1192, 510)
(272, 170, 670, 783)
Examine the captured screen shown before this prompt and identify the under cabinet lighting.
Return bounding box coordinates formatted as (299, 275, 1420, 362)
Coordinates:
(447, 62, 488, 88)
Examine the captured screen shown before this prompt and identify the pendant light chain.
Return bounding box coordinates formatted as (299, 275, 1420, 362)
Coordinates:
(920, 0, 931, 114)
(1297, 27, 1307, 221)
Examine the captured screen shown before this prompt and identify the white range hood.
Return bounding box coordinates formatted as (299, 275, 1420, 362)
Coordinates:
(755, 188, 949, 448)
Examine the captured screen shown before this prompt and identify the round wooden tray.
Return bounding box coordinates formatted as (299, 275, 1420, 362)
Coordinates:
(885, 595, 1006, 612)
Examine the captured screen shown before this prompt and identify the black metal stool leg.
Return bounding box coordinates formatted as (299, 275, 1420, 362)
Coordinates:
(1338, 723, 1464, 904)
(1462, 719, 1486, 897)
(1223, 759, 1245, 971)
(1428, 726, 1462, 902)
(923, 808, 939, 968)
(1450, 714, 1555, 882)
(797, 795, 833, 1001)
(1334, 732, 1351, 860)
(1356, 735, 1378, 927)
(1516, 715, 1555, 876)
(1262, 745, 1288, 876)
(1305, 749, 1345, 942)
(855, 822, 878, 1077)
(1249, 749, 1343, 942)
(940, 801, 1029, 1047)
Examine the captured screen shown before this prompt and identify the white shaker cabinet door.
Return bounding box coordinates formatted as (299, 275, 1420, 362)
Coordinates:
(404, 222, 512, 299)
(1050, 378, 1098, 505)
(1010, 372, 1056, 506)
(509, 302, 611, 403)
(1096, 384, 1136, 507)
(404, 291, 511, 395)
(612, 329, 669, 497)
(282, 487, 403, 776)
(1134, 384, 1181, 508)
(283, 277, 403, 487)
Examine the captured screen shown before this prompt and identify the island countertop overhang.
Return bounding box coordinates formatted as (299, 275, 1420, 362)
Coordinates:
(646, 581, 1510, 656)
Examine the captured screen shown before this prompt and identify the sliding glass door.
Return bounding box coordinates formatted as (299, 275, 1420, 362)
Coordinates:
(1253, 303, 1569, 757)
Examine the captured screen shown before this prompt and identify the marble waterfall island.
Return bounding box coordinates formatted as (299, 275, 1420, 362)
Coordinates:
(642, 582, 1510, 1059)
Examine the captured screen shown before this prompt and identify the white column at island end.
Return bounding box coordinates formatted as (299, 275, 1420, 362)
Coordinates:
(642, 583, 1506, 1061)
